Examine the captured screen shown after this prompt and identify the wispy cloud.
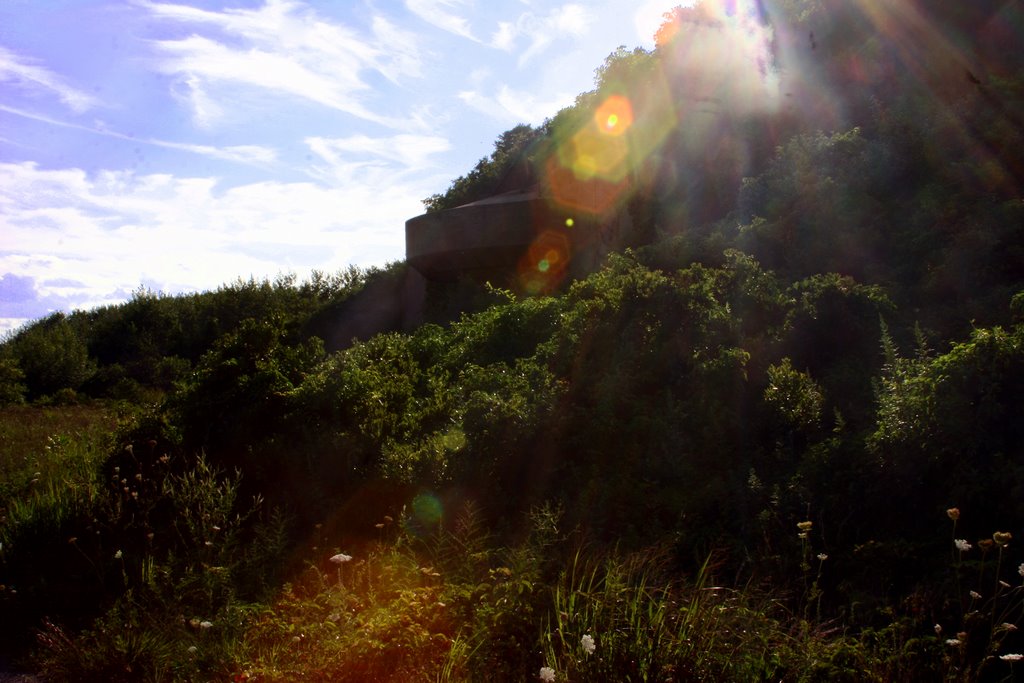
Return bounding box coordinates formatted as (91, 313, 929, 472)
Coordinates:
(141, 0, 424, 128)
(405, 0, 478, 41)
(487, 4, 593, 65)
(458, 85, 575, 125)
(0, 45, 101, 113)
(0, 104, 277, 165)
(306, 134, 451, 180)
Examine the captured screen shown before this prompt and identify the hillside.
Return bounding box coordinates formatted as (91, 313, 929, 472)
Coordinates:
(2, 1, 1024, 680)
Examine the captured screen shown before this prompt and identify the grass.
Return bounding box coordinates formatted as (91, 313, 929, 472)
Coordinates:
(5, 405, 1024, 682)
(0, 403, 117, 502)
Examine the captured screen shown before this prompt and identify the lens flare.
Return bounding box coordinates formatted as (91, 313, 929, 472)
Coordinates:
(411, 493, 442, 527)
(595, 95, 634, 136)
(544, 156, 630, 216)
(518, 229, 571, 294)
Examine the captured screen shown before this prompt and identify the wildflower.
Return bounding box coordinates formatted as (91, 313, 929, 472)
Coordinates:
(955, 539, 972, 552)
(970, 591, 982, 600)
(330, 553, 353, 564)
(979, 539, 995, 552)
(114, 550, 123, 560)
(994, 531, 1013, 547)
(817, 553, 828, 561)
(946, 639, 962, 646)
(205, 541, 213, 547)
(1019, 563, 1024, 577)
(935, 624, 942, 635)
(539, 667, 556, 682)
(797, 521, 813, 532)
(159, 454, 170, 464)
(135, 473, 142, 481)
(1000, 623, 1018, 632)
(199, 621, 213, 629)
(187, 646, 198, 655)
(581, 634, 596, 654)
(212, 525, 221, 532)
(947, 508, 960, 521)
(1001, 654, 1024, 661)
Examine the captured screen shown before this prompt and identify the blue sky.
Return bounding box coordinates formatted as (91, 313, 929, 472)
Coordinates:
(0, 0, 678, 334)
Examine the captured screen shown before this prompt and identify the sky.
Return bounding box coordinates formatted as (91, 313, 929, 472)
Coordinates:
(0, 0, 680, 335)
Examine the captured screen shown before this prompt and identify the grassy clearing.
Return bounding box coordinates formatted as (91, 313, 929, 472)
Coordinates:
(4, 406, 1022, 682)
(0, 404, 117, 497)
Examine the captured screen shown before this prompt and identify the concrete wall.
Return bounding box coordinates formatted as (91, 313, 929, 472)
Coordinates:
(406, 188, 629, 291)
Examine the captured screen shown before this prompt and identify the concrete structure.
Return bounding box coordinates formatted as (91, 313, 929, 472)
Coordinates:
(405, 186, 630, 293)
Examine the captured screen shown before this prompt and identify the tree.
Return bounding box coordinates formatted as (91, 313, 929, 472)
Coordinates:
(9, 313, 94, 400)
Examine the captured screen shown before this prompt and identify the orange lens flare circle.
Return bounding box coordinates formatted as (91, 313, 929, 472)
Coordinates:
(518, 229, 572, 294)
(545, 156, 630, 216)
(595, 95, 634, 136)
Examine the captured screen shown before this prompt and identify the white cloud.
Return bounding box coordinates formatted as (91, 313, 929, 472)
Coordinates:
(405, 0, 478, 41)
(634, 0, 676, 46)
(0, 45, 100, 113)
(0, 155, 436, 320)
(458, 85, 575, 125)
(0, 104, 276, 166)
(306, 134, 451, 177)
(491, 22, 517, 51)
(484, 4, 594, 66)
(169, 73, 224, 128)
(142, 0, 424, 128)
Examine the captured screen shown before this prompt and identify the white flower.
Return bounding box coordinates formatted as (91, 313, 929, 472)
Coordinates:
(187, 646, 198, 654)
(934, 624, 942, 635)
(970, 590, 983, 600)
(539, 666, 556, 682)
(330, 553, 353, 564)
(199, 620, 213, 629)
(581, 634, 596, 654)
(946, 639, 962, 646)
(1002, 623, 1019, 632)
(114, 550, 123, 560)
(817, 553, 828, 561)
(1018, 563, 1024, 577)
(1000, 653, 1024, 661)
(955, 539, 972, 552)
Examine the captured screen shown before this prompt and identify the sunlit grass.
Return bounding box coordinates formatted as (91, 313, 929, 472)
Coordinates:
(0, 405, 116, 555)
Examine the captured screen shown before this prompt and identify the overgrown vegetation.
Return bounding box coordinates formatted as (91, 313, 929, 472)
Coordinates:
(2, 0, 1023, 679)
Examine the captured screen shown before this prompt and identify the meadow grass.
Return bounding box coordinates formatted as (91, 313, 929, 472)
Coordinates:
(6, 406, 1023, 682)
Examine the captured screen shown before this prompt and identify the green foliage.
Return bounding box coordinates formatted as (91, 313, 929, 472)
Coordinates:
(170, 317, 325, 460)
(8, 313, 95, 401)
(0, 355, 27, 406)
(422, 123, 545, 212)
(765, 358, 825, 432)
(21, 452, 279, 681)
(2, 1, 1024, 678)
